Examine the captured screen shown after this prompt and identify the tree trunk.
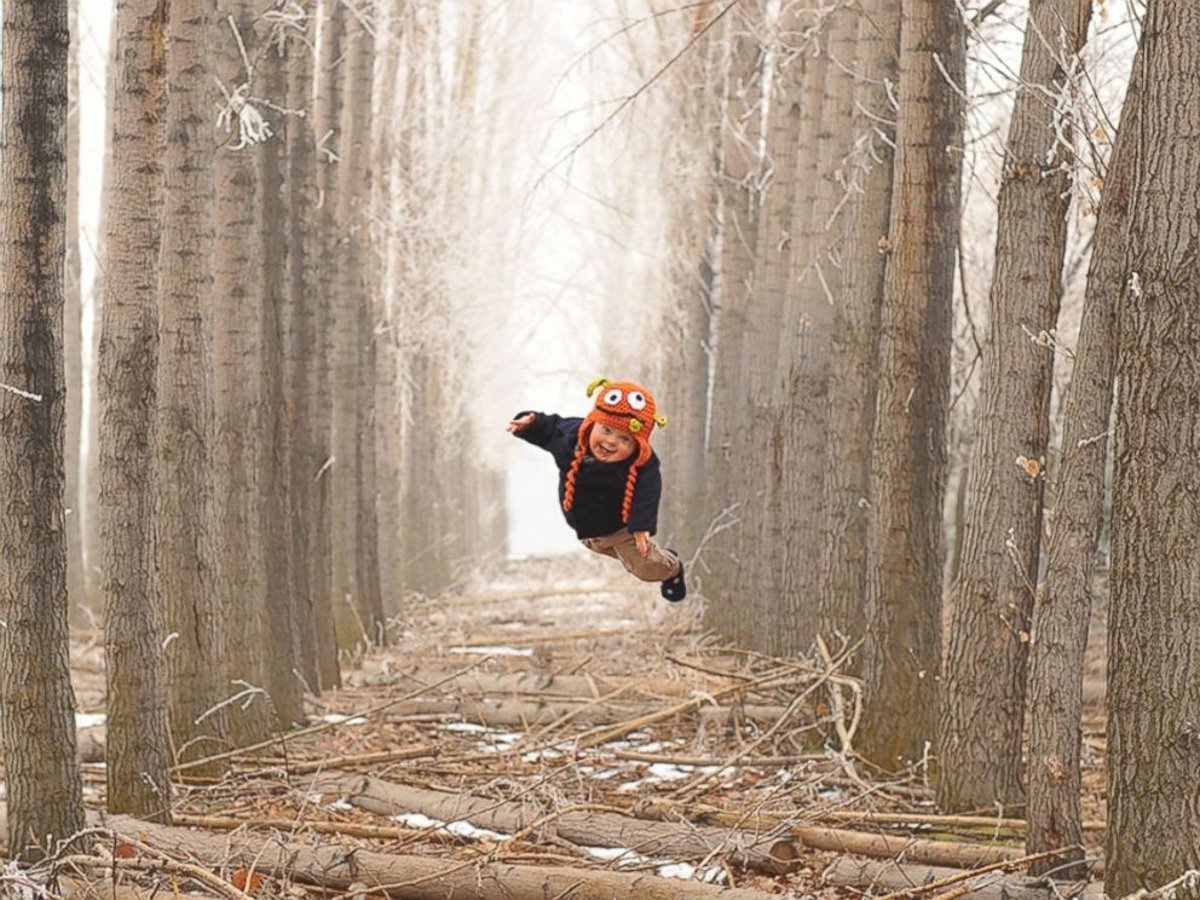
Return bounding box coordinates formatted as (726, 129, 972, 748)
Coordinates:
(1026, 6, 1131, 880)
(309, 0, 343, 666)
(65, 0, 88, 622)
(817, 0, 899, 663)
(736, 3, 810, 654)
(97, 0, 173, 823)
(859, 0, 965, 772)
(773, 6, 858, 656)
(701, 3, 764, 643)
(939, 0, 1093, 814)
(212, 0, 272, 748)
(0, 0, 87, 858)
(286, 1, 341, 692)
(157, 0, 227, 771)
(1105, 4, 1200, 894)
(255, 13, 304, 727)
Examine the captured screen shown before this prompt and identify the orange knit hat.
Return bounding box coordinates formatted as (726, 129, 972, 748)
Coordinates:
(563, 377, 668, 524)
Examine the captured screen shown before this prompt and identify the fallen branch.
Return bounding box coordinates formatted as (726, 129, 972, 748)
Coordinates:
(822, 857, 1103, 900)
(306, 773, 800, 876)
(629, 798, 1027, 869)
(103, 813, 780, 900)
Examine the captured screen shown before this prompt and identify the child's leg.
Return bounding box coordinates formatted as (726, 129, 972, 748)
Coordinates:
(581, 530, 679, 582)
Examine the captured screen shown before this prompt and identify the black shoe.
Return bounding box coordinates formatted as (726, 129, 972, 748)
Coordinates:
(660, 552, 686, 602)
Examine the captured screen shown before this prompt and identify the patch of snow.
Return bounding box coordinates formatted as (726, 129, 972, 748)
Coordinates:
(393, 812, 511, 841)
(328, 797, 355, 811)
(658, 862, 727, 884)
(394, 812, 441, 829)
(584, 846, 643, 864)
(521, 747, 564, 762)
(444, 820, 511, 841)
(320, 713, 368, 726)
(448, 646, 534, 657)
(76, 712, 106, 728)
(441, 722, 489, 733)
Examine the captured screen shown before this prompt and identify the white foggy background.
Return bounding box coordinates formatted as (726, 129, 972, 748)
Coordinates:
(65, 1, 1141, 561)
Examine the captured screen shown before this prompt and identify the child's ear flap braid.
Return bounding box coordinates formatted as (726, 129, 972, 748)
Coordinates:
(562, 439, 587, 512)
(621, 466, 638, 524)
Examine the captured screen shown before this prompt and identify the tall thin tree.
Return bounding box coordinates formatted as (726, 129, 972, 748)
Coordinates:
(0, 0, 87, 856)
(157, 0, 227, 769)
(940, 0, 1093, 812)
(212, 0, 274, 747)
(817, 0, 900, 659)
(1026, 56, 1137, 880)
(98, 0, 173, 821)
(860, 0, 966, 772)
(1104, 3, 1200, 892)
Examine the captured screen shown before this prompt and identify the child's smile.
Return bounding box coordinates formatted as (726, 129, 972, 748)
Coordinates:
(588, 422, 636, 463)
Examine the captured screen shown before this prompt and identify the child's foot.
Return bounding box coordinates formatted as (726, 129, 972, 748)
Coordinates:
(660, 552, 687, 602)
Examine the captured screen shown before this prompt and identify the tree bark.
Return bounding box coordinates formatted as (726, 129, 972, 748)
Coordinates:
(285, 1, 341, 693)
(940, 0, 1093, 814)
(97, 0, 173, 824)
(817, 0, 899, 662)
(736, 2, 810, 653)
(701, 2, 764, 644)
(0, 0, 87, 858)
(157, 0, 227, 771)
(254, 12, 304, 728)
(1026, 15, 1137, 882)
(1104, 4, 1200, 895)
(860, 0, 965, 772)
(774, 6, 859, 656)
(211, 0, 273, 748)
(64, 0, 88, 622)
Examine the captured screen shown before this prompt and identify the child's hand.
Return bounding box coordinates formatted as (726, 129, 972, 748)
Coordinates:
(634, 531, 650, 557)
(507, 413, 535, 434)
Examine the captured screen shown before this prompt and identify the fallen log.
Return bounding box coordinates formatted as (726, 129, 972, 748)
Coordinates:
(630, 798, 1026, 869)
(822, 856, 1104, 899)
(307, 773, 800, 875)
(350, 669, 693, 699)
(102, 813, 779, 900)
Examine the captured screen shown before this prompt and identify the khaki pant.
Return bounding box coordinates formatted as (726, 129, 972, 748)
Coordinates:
(581, 529, 680, 583)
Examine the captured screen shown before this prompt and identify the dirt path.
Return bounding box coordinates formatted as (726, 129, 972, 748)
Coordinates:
(60, 554, 1107, 897)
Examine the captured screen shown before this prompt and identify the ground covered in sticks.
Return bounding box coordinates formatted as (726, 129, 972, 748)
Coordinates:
(60, 555, 1109, 899)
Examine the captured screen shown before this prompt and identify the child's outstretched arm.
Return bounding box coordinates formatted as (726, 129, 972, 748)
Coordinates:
(507, 413, 535, 433)
(507, 410, 571, 451)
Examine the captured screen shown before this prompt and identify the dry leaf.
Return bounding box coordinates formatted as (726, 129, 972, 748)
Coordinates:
(231, 869, 263, 894)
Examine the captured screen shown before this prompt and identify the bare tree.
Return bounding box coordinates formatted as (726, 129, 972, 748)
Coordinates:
(1026, 56, 1136, 882)
(771, 5, 859, 656)
(65, 0, 88, 621)
(97, 0, 173, 822)
(157, 0, 228, 770)
(0, 0, 87, 857)
(255, 7, 305, 728)
(939, 0, 1092, 812)
(817, 0, 900, 662)
(702, 2, 764, 644)
(1104, 2, 1200, 892)
(285, 0, 340, 690)
(860, 0, 966, 772)
(212, 0, 275, 747)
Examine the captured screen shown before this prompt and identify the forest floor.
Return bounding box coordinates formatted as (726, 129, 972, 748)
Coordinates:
(62, 554, 1110, 899)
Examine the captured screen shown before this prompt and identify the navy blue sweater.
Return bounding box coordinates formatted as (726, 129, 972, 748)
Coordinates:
(514, 412, 662, 539)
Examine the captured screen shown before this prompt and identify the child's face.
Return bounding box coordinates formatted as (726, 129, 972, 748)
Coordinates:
(588, 422, 636, 463)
